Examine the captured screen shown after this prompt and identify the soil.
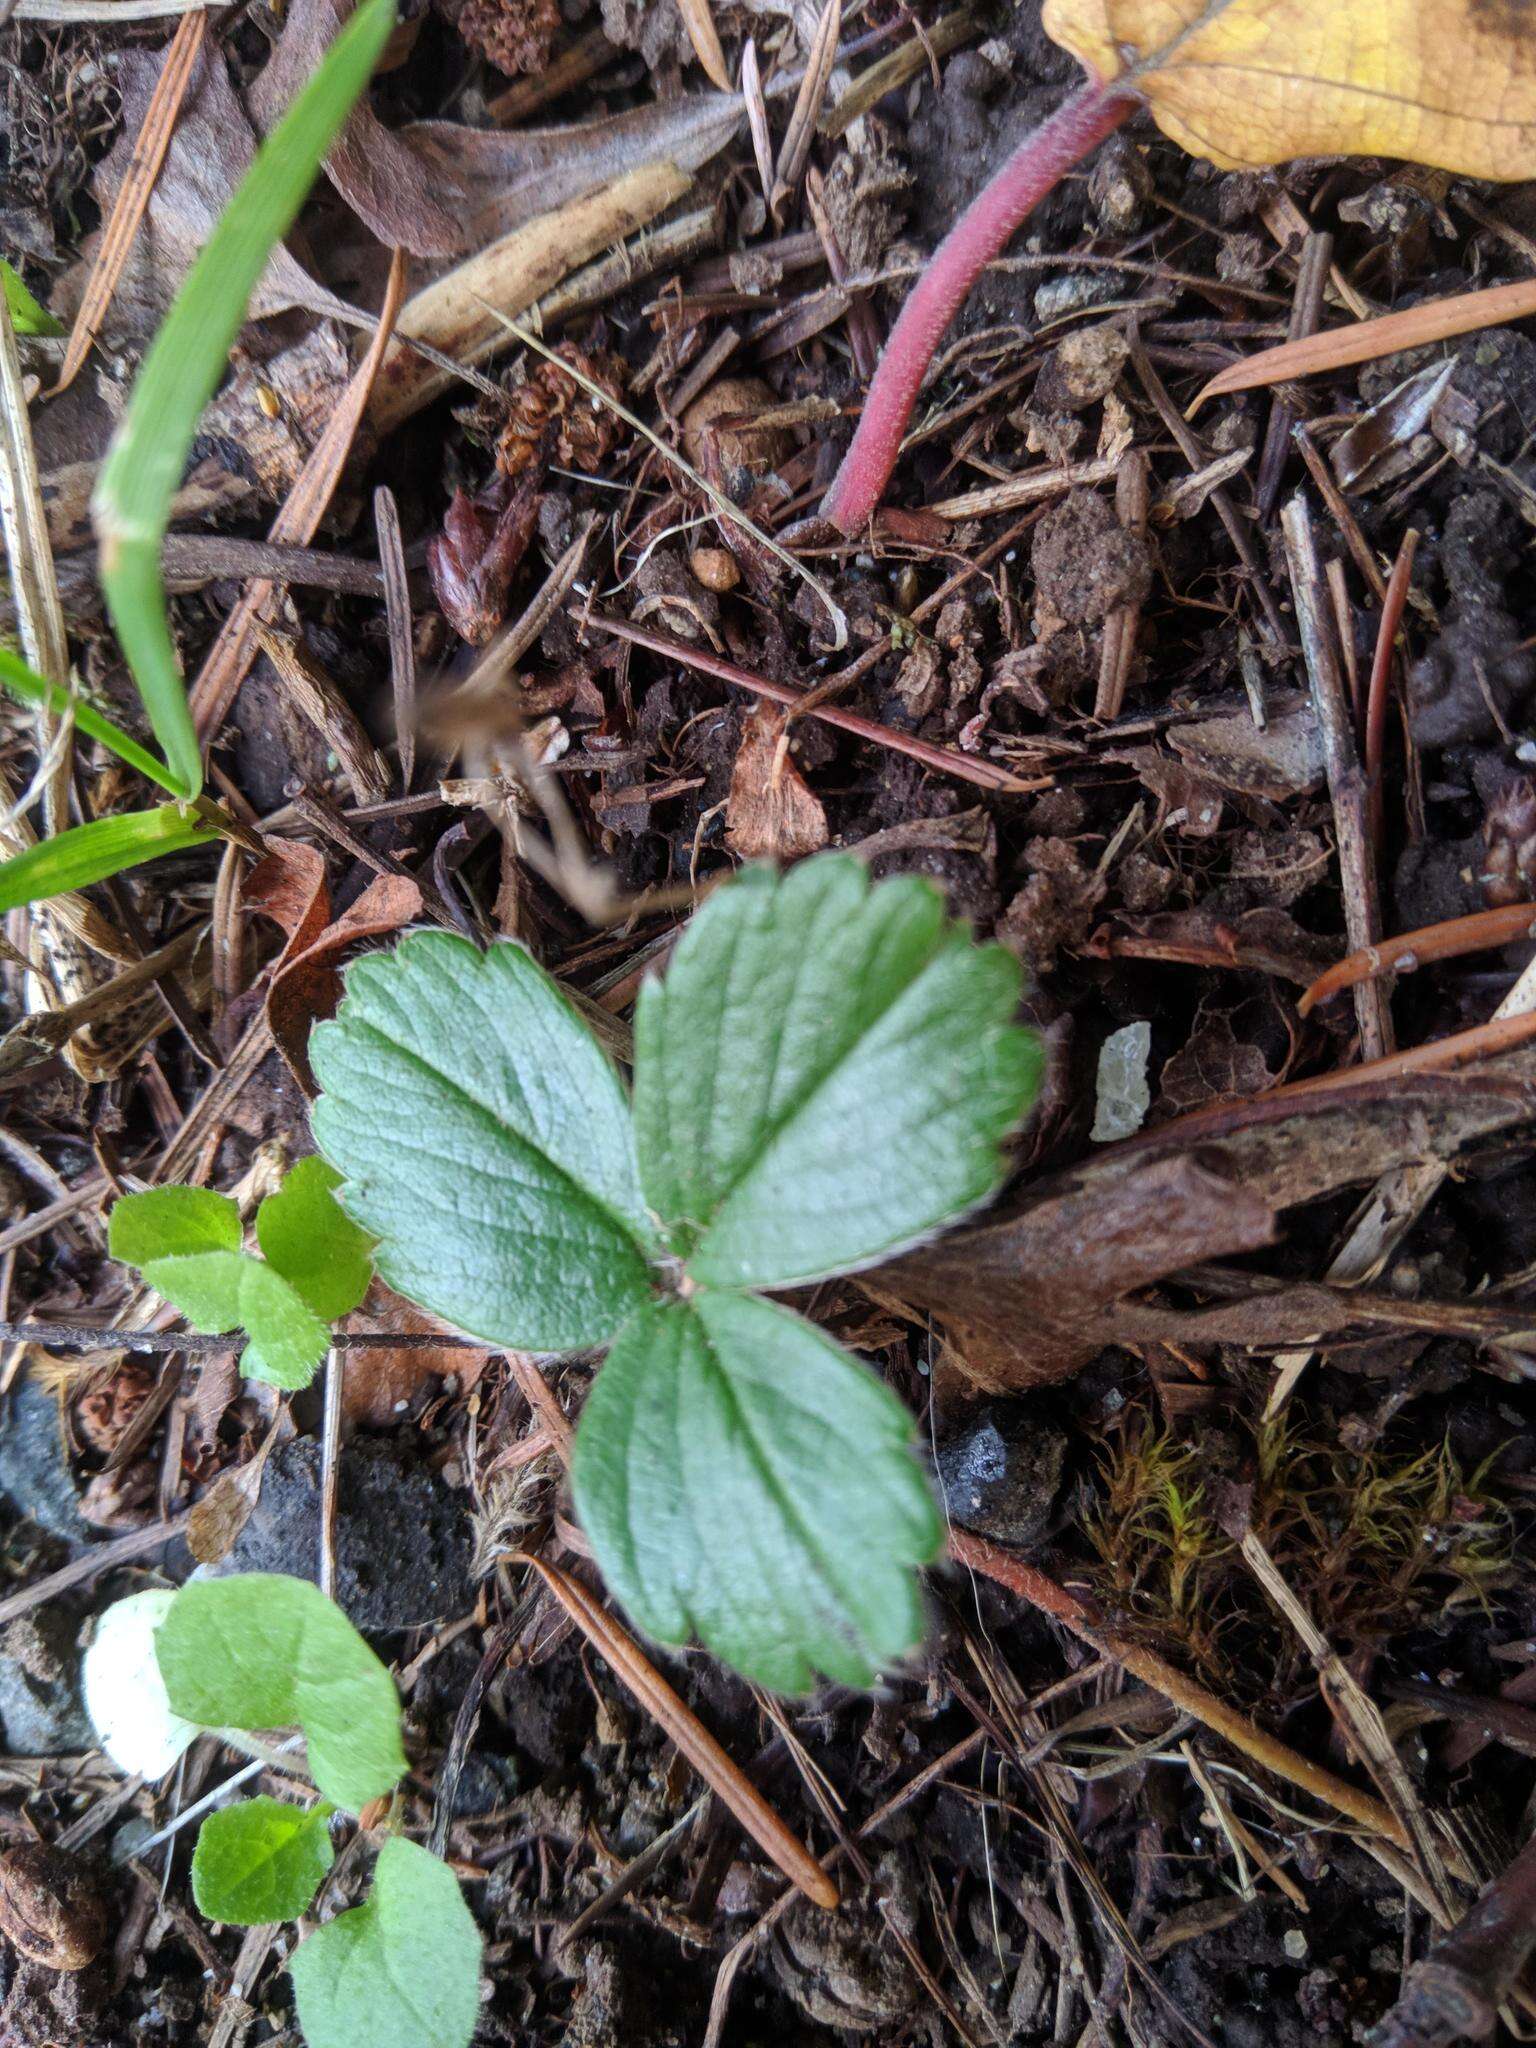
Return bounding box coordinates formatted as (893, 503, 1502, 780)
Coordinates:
(2, 1, 1536, 2044)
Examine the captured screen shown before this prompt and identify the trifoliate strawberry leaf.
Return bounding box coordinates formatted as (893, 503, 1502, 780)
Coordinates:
(192, 1797, 334, 1925)
(155, 1574, 407, 1813)
(289, 1837, 482, 2048)
(572, 1290, 943, 1691)
(310, 932, 655, 1352)
(109, 1186, 242, 1264)
(256, 1156, 375, 1320)
(632, 857, 1041, 1288)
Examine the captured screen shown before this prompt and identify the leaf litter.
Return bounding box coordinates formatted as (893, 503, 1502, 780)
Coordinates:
(5, 0, 1536, 2042)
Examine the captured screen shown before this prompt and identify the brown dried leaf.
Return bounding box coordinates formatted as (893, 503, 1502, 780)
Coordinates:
(249, 867, 423, 1094)
(187, 1423, 281, 1565)
(251, 0, 741, 258)
(339, 1282, 490, 1429)
(884, 1051, 1536, 1387)
(67, 41, 353, 345)
(725, 707, 829, 862)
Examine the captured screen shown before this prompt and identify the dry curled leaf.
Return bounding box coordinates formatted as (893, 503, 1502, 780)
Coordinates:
(725, 707, 829, 862)
(1044, 0, 1536, 178)
(251, 0, 740, 258)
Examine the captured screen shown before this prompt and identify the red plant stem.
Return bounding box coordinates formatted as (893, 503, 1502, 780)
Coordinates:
(822, 74, 1138, 533)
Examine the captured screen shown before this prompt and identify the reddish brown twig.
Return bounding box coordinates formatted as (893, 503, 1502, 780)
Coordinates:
(821, 75, 1136, 532)
(53, 6, 207, 397)
(515, 1554, 840, 1910)
(949, 1529, 1407, 1846)
(1365, 527, 1420, 851)
(1366, 1830, 1536, 2048)
(584, 614, 1046, 793)
(1196, 277, 1536, 407)
(1298, 903, 1536, 1018)
(188, 247, 407, 738)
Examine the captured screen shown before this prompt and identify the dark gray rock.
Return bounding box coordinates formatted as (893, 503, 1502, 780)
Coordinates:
(0, 1375, 88, 1547)
(206, 1435, 473, 1631)
(0, 1607, 91, 1755)
(934, 1401, 1067, 1552)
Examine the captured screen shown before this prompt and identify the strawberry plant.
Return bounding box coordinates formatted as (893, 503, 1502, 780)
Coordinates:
(110, 1157, 375, 1391)
(308, 853, 1041, 1688)
(85, 1575, 481, 2048)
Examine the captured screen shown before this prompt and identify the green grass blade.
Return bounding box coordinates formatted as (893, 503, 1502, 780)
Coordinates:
(0, 647, 188, 797)
(0, 804, 221, 913)
(1, 260, 64, 339)
(91, 0, 396, 803)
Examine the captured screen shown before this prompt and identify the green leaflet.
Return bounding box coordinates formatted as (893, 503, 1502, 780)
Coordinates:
(0, 804, 220, 913)
(156, 1575, 406, 1813)
(192, 1797, 334, 1926)
(109, 1166, 372, 1391)
(572, 1291, 943, 1691)
(256, 1156, 376, 1321)
(1, 259, 63, 337)
(110, 1186, 241, 1264)
(311, 931, 655, 1351)
(92, 0, 397, 802)
(289, 1837, 482, 2048)
(633, 856, 1042, 1286)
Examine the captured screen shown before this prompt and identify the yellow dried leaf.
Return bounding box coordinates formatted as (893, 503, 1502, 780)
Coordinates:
(1042, 0, 1536, 179)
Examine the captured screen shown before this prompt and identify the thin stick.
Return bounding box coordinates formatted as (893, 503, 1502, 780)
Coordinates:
(586, 613, 1045, 794)
(1365, 528, 1420, 853)
(1094, 449, 1150, 719)
(948, 1529, 1408, 1851)
(373, 486, 415, 791)
(1195, 275, 1536, 406)
(1298, 901, 1536, 1018)
(1254, 229, 1331, 521)
(1367, 1831, 1536, 2048)
(1281, 493, 1393, 1061)
(771, 0, 840, 216)
(515, 1553, 840, 1909)
(1132, 333, 1290, 647)
(188, 247, 407, 738)
(54, 8, 207, 397)
(0, 1320, 490, 1353)
(0, 1516, 186, 1626)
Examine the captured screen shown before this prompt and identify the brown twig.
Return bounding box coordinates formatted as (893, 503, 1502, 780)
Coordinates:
(189, 247, 407, 739)
(373, 485, 416, 791)
(53, 6, 207, 396)
(1366, 1830, 1536, 2048)
(1281, 493, 1393, 1061)
(1298, 902, 1536, 1018)
(584, 614, 1045, 793)
(514, 1553, 840, 1909)
(1196, 276, 1536, 406)
(1130, 333, 1289, 646)
(948, 1528, 1410, 1851)
(1254, 229, 1331, 521)
(1094, 448, 1151, 719)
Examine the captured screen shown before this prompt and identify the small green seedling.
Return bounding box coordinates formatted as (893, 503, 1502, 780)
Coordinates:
(2, 259, 65, 338)
(309, 854, 1042, 1690)
(0, 0, 396, 913)
(86, 1574, 481, 2048)
(110, 1157, 375, 1390)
